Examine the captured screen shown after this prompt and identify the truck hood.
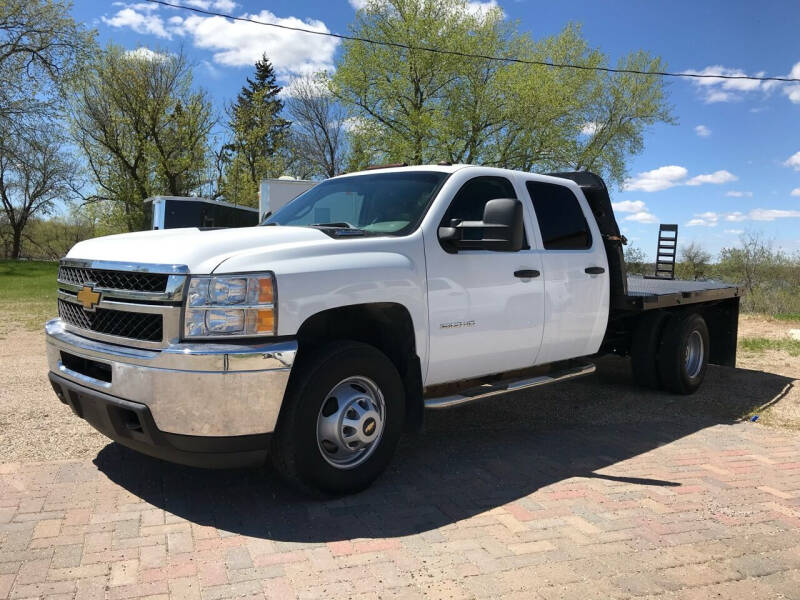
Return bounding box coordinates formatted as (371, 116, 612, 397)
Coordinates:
(65, 226, 331, 273)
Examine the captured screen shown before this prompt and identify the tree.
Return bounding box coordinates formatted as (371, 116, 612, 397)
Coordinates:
(679, 241, 711, 280)
(624, 244, 647, 276)
(0, 123, 76, 258)
(0, 0, 94, 129)
(70, 46, 214, 231)
(285, 75, 348, 178)
(333, 0, 672, 185)
(224, 54, 290, 205)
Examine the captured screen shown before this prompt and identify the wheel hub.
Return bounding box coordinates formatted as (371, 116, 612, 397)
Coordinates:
(684, 329, 704, 379)
(316, 376, 386, 469)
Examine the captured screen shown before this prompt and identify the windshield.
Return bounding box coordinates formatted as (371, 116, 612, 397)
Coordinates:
(263, 171, 449, 236)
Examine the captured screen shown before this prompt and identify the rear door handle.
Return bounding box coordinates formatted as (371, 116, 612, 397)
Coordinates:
(514, 269, 540, 278)
(585, 266, 605, 275)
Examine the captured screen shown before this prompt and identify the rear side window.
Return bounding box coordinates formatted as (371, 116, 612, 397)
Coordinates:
(526, 182, 592, 250)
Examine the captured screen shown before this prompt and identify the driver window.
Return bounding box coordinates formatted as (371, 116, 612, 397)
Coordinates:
(442, 176, 517, 225)
(441, 176, 524, 245)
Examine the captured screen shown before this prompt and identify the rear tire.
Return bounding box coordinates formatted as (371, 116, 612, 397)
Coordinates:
(630, 310, 670, 389)
(657, 312, 710, 395)
(271, 341, 405, 496)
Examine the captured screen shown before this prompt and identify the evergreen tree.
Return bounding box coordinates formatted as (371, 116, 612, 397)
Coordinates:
(224, 54, 291, 205)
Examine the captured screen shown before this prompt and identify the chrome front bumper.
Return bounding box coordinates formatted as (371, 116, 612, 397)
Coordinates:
(45, 318, 296, 438)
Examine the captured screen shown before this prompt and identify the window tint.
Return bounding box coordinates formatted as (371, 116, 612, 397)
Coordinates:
(442, 176, 517, 225)
(526, 181, 591, 250)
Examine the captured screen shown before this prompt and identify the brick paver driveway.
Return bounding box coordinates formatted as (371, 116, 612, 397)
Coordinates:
(2, 358, 800, 599)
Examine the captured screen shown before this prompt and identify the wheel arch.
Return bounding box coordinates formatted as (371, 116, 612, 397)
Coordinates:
(291, 303, 424, 433)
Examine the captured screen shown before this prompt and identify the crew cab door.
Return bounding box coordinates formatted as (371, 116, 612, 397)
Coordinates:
(423, 175, 545, 386)
(525, 180, 609, 364)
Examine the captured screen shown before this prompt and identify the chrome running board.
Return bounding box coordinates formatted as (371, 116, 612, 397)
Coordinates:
(424, 362, 596, 409)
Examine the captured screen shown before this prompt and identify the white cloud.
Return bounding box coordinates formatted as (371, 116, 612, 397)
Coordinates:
(748, 209, 800, 221)
(725, 190, 753, 198)
(783, 62, 800, 104)
(580, 121, 602, 136)
(784, 151, 800, 171)
(694, 125, 711, 137)
(348, 0, 367, 8)
(791, 188, 800, 197)
(623, 165, 688, 192)
(685, 62, 800, 105)
(102, 4, 338, 75)
(623, 165, 737, 192)
(725, 229, 744, 235)
(102, 7, 170, 37)
(686, 212, 719, 227)
(683, 64, 779, 104)
(125, 47, 169, 61)
(685, 170, 737, 186)
(688, 209, 800, 226)
(625, 211, 658, 224)
(465, 1, 502, 18)
(611, 200, 645, 213)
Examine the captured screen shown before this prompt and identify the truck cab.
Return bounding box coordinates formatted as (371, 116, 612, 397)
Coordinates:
(46, 165, 740, 495)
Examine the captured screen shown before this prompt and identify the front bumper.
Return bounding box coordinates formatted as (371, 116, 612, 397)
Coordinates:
(45, 318, 297, 466)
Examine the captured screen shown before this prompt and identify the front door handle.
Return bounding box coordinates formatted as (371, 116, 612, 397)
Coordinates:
(514, 269, 540, 278)
(585, 266, 605, 275)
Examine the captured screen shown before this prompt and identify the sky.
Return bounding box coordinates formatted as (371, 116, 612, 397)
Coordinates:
(72, 0, 800, 259)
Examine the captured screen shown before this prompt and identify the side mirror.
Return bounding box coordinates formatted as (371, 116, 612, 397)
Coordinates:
(438, 198, 524, 253)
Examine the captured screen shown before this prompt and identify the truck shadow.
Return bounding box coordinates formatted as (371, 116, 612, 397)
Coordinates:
(93, 357, 795, 543)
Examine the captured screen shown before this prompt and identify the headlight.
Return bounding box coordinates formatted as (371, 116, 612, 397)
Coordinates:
(184, 274, 276, 338)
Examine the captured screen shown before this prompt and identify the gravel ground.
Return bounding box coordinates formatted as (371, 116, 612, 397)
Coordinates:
(1, 316, 799, 463)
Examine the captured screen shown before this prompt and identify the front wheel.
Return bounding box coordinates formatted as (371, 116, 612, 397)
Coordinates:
(657, 312, 710, 395)
(271, 341, 405, 495)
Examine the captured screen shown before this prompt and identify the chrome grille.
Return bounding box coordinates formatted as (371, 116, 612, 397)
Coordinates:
(56, 260, 188, 349)
(58, 299, 163, 342)
(58, 266, 169, 292)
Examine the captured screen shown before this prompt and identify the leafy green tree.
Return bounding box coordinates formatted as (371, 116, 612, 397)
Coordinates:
(70, 45, 214, 231)
(334, 0, 672, 185)
(677, 241, 711, 280)
(0, 0, 95, 129)
(0, 122, 77, 258)
(224, 54, 290, 205)
(624, 244, 648, 276)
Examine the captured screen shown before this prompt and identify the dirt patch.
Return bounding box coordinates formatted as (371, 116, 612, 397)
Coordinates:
(739, 314, 800, 341)
(0, 326, 106, 462)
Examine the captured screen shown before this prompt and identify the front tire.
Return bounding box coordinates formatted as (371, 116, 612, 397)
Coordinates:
(271, 341, 405, 495)
(657, 312, 710, 395)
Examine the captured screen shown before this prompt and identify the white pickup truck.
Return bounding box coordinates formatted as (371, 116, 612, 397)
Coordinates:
(46, 165, 741, 495)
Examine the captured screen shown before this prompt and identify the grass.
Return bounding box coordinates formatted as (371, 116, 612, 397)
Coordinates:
(773, 313, 800, 323)
(739, 336, 800, 357)
(0, 260, 59, 335)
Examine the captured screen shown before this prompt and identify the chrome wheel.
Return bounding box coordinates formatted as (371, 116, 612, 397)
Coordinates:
(316, 376, 386, 470)
(685, 330, 704, 379)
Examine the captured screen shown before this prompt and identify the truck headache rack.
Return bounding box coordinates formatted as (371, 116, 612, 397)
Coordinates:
(646, 224, 678, 280)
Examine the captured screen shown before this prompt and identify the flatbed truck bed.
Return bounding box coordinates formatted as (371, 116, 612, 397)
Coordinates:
(616, 277, 741, 311)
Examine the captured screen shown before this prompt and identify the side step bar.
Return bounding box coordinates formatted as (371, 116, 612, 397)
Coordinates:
(424, 362, 596, 409)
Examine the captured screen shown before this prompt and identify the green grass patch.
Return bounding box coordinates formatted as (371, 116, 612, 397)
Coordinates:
(739, 336, 800, 357)
(0, 260, 59, 334)
(773, 313, 800, 323)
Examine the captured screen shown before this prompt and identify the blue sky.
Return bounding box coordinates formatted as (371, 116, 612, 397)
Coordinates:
(73, 0, 800, 259)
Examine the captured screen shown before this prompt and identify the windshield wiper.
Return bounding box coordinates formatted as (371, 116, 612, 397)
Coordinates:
(309, 222, 367, 236)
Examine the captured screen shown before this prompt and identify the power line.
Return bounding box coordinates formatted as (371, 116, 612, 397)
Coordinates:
(144, 0, 800, 84)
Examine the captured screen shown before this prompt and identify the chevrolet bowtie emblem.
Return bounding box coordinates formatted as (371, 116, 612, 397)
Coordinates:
(76, 285, 101, 311)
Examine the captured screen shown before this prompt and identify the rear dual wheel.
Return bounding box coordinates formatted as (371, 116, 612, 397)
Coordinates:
(631, 311, 710, 395)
